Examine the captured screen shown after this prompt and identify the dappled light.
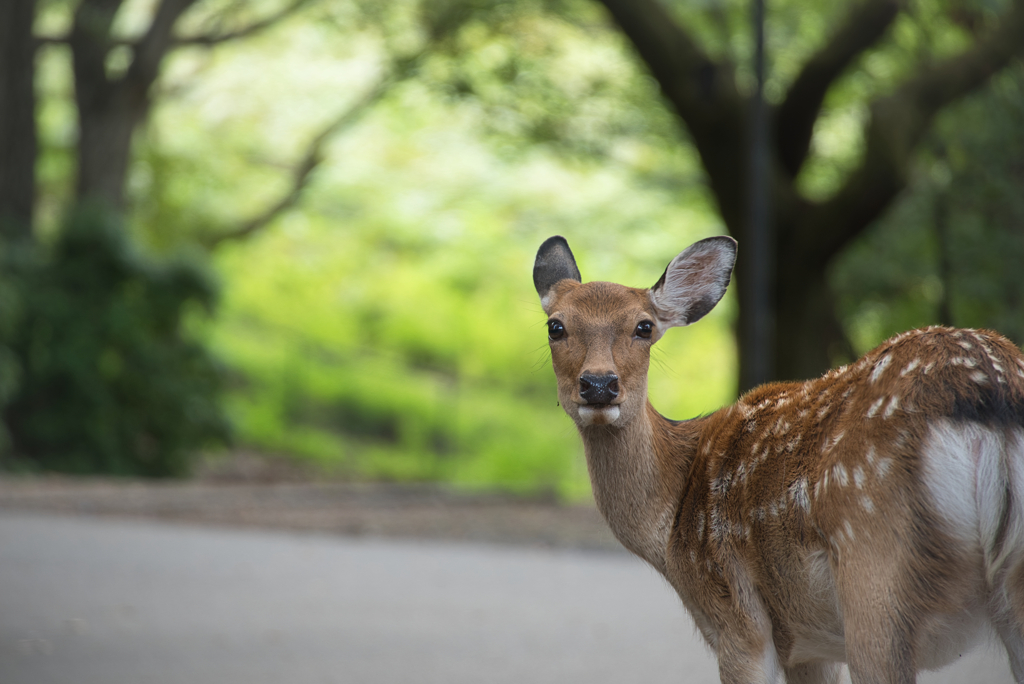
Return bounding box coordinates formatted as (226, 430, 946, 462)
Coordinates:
(1, 0, 1023, 497)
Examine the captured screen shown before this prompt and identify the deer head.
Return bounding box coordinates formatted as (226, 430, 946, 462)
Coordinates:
(533, 235, 737, 428)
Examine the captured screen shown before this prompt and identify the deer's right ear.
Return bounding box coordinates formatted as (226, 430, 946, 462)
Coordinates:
(650, 236, 737, 328)
(533, 236, 581, 310)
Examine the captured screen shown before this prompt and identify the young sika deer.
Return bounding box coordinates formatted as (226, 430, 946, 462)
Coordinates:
(534, 235, 1024, 684)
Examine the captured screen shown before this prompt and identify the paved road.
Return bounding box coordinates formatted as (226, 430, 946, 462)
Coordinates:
(0, 513, 1013, 683)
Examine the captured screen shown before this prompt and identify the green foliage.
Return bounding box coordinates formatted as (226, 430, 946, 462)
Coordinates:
(87, 0, 735, 497)
(3, 205, 230, 476)
(833, 65, 1024, 353)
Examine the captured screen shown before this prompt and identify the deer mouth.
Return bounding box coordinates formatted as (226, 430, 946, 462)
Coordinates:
(576, 403, 621, 426)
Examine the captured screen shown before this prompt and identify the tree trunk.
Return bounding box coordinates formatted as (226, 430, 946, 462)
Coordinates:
(69, 0, 196, 210)
(74, 90, 147, 211)
(597, 0, 1024, 391)
(0, 0, 37, 239)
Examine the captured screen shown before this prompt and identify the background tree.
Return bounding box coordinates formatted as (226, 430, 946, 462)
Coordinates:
(0, 0, 37, 239)
(595, 0, 1024, 387)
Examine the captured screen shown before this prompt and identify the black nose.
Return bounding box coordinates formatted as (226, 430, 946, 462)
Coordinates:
(579, 373, 619, 405)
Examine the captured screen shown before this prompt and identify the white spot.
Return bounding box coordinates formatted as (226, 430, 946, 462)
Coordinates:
(844, 520, 855, 542)
(786, 435, 803, 453)
(690, 550, 697, 564)
(900, 358, 921, 376)
(832, 431, 846, 449)
(710, 506, 727, 541)
(867, 397, 885, 419)
(871, 355, 893, 383)
(790, 478, 811, 514)
(883, 395, 900, 419)
(834, 463, 849, 488)
(853, 465, 866, 489)
(861, 496, 875, 513)
(970, 371, 990, 385)
(865, 444, 877, 465)
(876, 457, 892, 478)
(923, 361, 936, 374)
(696, 511, 705, 540)
(957, 340, 975, 350)
(751, 440, 761, 456)
(951, 357, 978, 368)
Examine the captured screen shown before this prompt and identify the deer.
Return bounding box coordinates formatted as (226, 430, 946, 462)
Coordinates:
(533, 235, 1024, 684)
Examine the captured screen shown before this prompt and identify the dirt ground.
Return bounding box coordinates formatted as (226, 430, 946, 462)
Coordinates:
(0, 453, 621, 552)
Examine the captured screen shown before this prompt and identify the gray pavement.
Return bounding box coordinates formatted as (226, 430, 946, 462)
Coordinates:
(0, 513, 1014, 683)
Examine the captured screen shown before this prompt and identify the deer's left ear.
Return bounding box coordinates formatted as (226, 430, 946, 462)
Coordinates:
(649, 236, 737, 328)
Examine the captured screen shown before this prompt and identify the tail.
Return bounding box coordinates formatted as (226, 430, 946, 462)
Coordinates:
(981, 429, 1024, 591)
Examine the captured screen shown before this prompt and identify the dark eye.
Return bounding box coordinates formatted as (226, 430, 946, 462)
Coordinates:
(547, 319, 566, 341)
(635, 320, 654, 339)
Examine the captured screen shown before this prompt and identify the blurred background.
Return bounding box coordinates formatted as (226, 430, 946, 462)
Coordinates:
(2, 2, 1024, 682)
(0, 0, 1023, 497)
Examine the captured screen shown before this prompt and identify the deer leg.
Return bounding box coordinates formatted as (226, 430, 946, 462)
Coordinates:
(837, 587, 915, 684)
(715, 634, 785, 684)
(785, 662, 844, 684)
(832, 548, 915, 684)
(992, 559, 1024, 682)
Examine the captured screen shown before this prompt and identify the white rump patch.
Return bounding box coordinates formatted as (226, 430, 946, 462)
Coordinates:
(921, 420, 1024, 581)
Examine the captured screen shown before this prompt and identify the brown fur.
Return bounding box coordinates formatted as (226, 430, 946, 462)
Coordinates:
(540, 270, 1024, 684)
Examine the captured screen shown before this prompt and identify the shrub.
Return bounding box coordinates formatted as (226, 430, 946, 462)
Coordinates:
(3, 205, 230, 476)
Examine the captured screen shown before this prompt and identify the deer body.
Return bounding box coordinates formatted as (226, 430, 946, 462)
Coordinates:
(533, 235, 1024, 684)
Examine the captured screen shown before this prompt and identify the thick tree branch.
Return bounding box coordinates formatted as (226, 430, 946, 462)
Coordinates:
(202, 55, 421, 248)
(775, 0, 900, 178)
(37, 0, 313, 50)
(173, 0, 313, 47)
(798, 0, 1024, 266)
(128, 0, 198, 92)
(69, 0, 122, 108)
(598, 0, 747, 228)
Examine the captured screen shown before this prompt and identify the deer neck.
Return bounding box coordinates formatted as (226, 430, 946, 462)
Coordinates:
(579, 402, 698, 574)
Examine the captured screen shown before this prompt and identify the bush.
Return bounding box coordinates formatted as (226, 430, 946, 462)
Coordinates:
(3, 205, 230, 476)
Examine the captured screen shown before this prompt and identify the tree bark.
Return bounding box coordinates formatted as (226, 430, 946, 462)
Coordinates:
(598, 0, 1024, 389)
(0, 0, 37, 239)
(69, 0, 197, 210)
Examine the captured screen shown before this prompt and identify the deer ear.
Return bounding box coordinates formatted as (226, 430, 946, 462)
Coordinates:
(534, 236, 581, 309)
(650, 236, 737, 328)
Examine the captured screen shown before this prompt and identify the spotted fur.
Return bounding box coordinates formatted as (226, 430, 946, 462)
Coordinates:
(534, 236, 1024, 684)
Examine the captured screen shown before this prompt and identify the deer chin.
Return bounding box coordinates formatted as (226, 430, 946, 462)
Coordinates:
(576, 404, 621, 427)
